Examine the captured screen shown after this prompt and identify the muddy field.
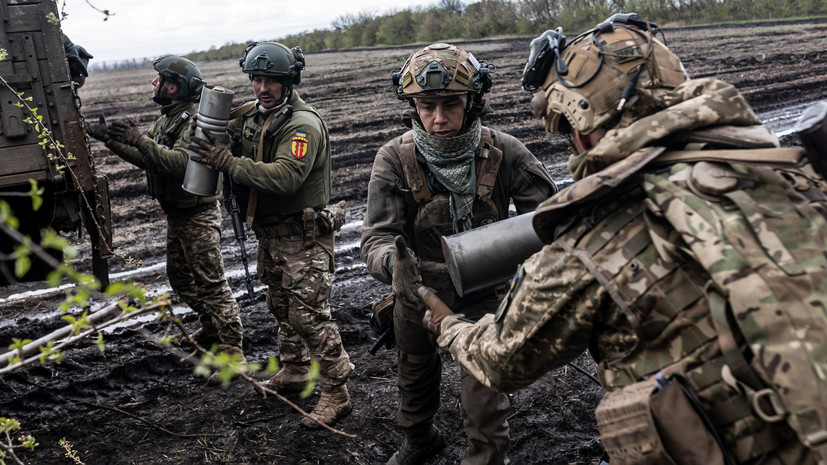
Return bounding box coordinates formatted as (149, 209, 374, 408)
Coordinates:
(1, 19, 826, 465)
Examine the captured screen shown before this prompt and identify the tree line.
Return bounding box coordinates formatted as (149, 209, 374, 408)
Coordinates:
(92, 0, 827, 70)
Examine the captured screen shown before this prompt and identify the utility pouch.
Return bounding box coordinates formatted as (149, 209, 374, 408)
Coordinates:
(368, 291, 395, 354)
(596, 373, 727, 465)
(371, 292, 394, 335)
(302, 207, 316, 248)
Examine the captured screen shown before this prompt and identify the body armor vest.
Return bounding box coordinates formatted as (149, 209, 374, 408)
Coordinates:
(232, 97, 330, 224)
(146, 103, 217, 215)
(398, 127, 504, 308)
(542, 146, 827, 463)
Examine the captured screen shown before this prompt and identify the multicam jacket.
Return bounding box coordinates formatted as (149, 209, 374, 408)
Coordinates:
(439, 78, 827, 463)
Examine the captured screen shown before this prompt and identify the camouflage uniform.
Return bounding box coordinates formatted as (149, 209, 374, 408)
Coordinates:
(106, 101, 243, 348)
(438, 78, 827, 464)
(361, 109, 557, 464)
(225, 90, 352, 388)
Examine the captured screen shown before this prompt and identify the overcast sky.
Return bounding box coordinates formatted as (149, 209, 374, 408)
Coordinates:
(60, 0, 439, 63)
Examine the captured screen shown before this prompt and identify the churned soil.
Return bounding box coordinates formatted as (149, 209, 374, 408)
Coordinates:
(1, 19, 826, 465)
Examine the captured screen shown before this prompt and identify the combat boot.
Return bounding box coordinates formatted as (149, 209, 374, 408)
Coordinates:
(207, 344, 247, 386)
(386, 426, 445, 465)
(300, 384, 352, 429)
(265, 363, 310, 394)
(190, 326, 219, 348)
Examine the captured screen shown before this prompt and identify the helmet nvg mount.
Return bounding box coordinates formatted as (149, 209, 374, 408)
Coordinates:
(240, 42, 305, 85)
(152, 55, 205, 104)
(391, 43, 493, 100)
(522, 13, 688, 135)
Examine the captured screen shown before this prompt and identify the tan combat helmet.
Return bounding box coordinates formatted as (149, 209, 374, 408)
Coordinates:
(523, 13, 688, 135)
(392, 43, 493, 100)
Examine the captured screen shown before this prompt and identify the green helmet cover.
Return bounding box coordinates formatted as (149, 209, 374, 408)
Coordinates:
(152, 55, 204, 103)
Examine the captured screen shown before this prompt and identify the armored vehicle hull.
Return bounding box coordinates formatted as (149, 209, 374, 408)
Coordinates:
(0, 0, 112, 285)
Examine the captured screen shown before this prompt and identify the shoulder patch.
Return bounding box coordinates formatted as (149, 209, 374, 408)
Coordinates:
(291, 130, 309, 159)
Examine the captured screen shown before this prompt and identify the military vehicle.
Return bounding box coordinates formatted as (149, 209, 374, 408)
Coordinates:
(0, 0, 113, 285)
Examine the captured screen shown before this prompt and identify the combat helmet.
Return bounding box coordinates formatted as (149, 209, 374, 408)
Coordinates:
(240, 41, 305, 85)
(392, 43, 493, 101)
(152, 55, 205, 104)
(522, 13, 688, 135)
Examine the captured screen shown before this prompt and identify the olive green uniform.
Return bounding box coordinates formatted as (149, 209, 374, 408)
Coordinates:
(225, 91, 352, 387)
(439, 79, 826, 464)
(106, 101, 243, 347)
(361, 116, 557, 464)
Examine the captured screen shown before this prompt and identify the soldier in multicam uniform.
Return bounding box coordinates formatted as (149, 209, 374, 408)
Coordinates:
(188, 41, 353, 428)
(86, 56, 246, 381)
(422, 15, 827, 465)
(361, 43, 557, 464)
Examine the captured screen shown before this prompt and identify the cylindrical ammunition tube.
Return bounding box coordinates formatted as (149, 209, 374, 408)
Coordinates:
(182, 86, 235, 196)
(441, 212, 543, 297)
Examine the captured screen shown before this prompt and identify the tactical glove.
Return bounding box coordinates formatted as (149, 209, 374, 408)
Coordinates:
(421, 287, 457, 336)
(391, 235, 422, 304)
(63, 38, 93, 87)
(189, 123, 236, 173)
(85, 115, 109, 142)
(107, 119, 145, 146)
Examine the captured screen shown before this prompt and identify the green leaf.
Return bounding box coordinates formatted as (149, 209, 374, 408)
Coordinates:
(14, 255, 31, 278)
(301, 360, 321, 398)
(266, 355, 280, 375)
(9, 338, 33, 350)
(47, 269, 63, 287)
(0, 417, 21, 432)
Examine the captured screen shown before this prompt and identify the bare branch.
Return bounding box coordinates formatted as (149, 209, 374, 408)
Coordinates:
(0, 302, 166, 374)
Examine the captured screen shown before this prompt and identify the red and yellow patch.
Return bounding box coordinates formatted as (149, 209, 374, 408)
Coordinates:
(291, 130, 309, 159)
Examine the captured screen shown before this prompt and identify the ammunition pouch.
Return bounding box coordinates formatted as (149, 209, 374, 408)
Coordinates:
(596, 373, 730, 465)
(369, 291, 395, 353)
(303, 207, 316, 248)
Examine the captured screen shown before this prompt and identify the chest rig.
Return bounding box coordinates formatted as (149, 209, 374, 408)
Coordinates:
(398, 127, 502, 262)
(145, 107, 212, 213)
(544, 146, 827, 463)
(397, 127, 506, 310)
(230, 100, 330, 225)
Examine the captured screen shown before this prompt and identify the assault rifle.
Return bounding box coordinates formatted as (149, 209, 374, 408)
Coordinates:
(226, 177, 255, 299)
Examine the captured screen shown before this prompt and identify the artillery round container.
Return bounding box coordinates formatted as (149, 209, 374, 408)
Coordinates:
(182, 86, 235, 196)
(441, 212, 543, 297)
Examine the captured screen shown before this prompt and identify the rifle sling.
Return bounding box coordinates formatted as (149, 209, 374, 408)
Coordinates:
(653, 147, 803, 165)
(159, 111, 190, 148)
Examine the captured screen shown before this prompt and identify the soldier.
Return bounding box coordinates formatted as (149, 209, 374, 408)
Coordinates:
(361, 43, 557, 464)
(188, 41, 352, 428)
(86, 56, 246, 381)
(422, 14, 827, 465)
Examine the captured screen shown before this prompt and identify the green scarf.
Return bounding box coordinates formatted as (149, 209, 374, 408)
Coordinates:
(412, 117, 482, 232)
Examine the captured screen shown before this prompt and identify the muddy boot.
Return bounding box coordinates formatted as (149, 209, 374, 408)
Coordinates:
(300, 384, 352, 429)
(207, 344, 247, 386)
(264, 363, 310, 394)
(386, 426, 445, 465)
(190, 326, 219, 348)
